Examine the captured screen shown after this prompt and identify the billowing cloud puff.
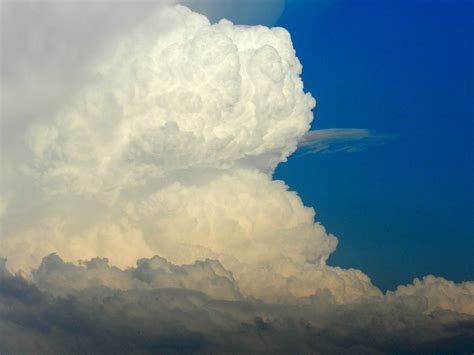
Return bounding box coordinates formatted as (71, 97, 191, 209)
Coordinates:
(32, 254, 242, 301)
(386, 275, 474, 315)
(21, 5, 313, 201)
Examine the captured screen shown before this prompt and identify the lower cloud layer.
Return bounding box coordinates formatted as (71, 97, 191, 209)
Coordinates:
(1, 254, 473, 354)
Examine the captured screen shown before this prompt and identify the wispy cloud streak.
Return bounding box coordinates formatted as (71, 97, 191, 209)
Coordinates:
(298, 128, 398, 154)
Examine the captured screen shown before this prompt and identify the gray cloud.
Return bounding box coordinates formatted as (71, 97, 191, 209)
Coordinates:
(32, 253, 242, 301)
(299, 128, 397, 154)
(1, 256, 473, 355)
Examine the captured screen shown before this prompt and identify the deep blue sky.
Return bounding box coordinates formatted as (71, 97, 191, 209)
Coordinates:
(274, 0, 473, 291)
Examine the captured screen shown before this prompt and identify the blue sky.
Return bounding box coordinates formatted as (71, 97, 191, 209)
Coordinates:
(274, 0, 473, 291)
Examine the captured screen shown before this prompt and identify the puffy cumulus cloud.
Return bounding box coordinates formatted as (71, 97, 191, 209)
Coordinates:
(1, 258, 473, 355)
(18, 5, 313, 200)
(1, 217, 154, 273)
(3, 168, 375, 304)
(32, 253, 242, 301)
(129, 170, 340, 299)
(386, 275, 474, 315)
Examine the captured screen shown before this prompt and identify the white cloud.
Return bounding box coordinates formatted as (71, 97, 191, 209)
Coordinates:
(11, 5, 313, 202)
(386, 275, 474, 315)
(0, 4, 350, 305)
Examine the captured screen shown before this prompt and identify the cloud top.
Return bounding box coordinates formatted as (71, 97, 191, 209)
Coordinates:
(20, 5, 314, 200)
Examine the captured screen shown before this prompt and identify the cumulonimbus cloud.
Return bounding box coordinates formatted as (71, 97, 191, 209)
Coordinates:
(0, 3, 473, 353)
(2, 4, 323, 295)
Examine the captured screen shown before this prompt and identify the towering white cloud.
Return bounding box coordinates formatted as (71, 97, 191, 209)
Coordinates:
(23, 4, 313, 192)
(1, 1, 472, 326)
(2, 4, 339, 301)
